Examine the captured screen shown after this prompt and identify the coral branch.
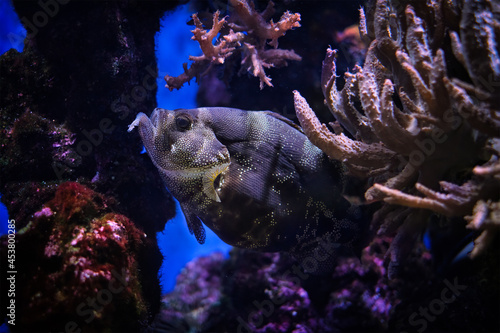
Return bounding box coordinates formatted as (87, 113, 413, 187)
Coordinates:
(164, 0, 301, 90)
(443, 77, 500, 136)
(474, 163, 500, 176)
(293, 90, 398, 177)
(372, 181, 477, 217)
(229, 0, 301, 48)
(321, 49, 377, 143)
(373, 183, 452, 215)
(465, 200, 500, 258)
(267, 11, 301, 48)
(165, 61, 208, 91)
(188, 12, 243, 64)
(242, 43, 273, 89)
(295, 0, 500, 262)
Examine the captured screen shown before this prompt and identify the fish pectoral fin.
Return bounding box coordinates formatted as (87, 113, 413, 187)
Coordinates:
(181, 204, 206, 244)
(127, 112, 147, 132)
(202, 163, 230, 202)
(127, 118, 140, 132)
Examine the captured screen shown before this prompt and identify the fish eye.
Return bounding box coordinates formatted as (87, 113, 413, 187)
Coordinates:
(175, 115, 192, 131)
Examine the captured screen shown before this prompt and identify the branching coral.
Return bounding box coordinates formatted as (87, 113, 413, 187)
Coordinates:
(188, 11, 243, 64)
(165, 0, 301, 90)
(294, 0, 500, 271)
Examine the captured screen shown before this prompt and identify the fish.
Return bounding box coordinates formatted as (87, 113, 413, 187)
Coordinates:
(128, 107, 366, 273)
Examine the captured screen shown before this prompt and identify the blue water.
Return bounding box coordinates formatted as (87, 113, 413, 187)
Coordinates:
(157, 198, 232, 292)
(156, 5, 199, 111)
(0, 2, 231, 299)
(0, 0, 25, 54)
(0, 200, 8, 235)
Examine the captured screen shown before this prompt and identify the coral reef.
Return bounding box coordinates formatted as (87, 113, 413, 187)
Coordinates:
(164, 0, 302, 90)
(0, 182, 146, 332)
(151, 241, 402, 332)
(2, 0, 499, 332)
(294, 0, 500, 273)
(1, 1, 365, 331)
(1, 0, 182, 329)
(153, 1, 499, 331)
(151, 236, 499, 332)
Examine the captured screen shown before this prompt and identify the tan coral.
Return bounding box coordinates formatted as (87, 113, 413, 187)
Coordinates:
(465, 199, 500, 258)
(293, 89, 398, 178)
(294, 0, 500, 266)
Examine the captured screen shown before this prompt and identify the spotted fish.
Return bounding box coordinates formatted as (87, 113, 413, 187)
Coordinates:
(128, 107, 365, 273)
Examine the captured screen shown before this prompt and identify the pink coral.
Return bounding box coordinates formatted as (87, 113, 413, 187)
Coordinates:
(2, 182, 147, 331)
(164, 0, 301, 90)
(188, 11, 244, 65)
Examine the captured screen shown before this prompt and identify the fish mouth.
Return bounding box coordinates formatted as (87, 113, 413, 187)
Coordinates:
(214, 150, 230, 165)
(192, 150, 230, 169)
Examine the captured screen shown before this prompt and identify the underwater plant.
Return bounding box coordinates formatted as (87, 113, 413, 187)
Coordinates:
(294, 0, 500, 274)
(164, 0, 302, 90)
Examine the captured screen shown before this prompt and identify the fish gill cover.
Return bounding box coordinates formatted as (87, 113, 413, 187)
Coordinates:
(0, 0, 499, 333)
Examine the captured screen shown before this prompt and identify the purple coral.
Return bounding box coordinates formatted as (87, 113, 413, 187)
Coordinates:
(152, 231, 498, 332)
(152, 250, 317, 332)
(152, 238, 407, 332)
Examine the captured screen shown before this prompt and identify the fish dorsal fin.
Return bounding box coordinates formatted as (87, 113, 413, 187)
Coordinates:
(263, 111, 304, 133)
(180, 204, 206, 244)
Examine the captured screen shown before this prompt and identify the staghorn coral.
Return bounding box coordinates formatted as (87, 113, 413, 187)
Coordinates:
(294, 0, 500, 272)
(164, 0, 301, 90)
